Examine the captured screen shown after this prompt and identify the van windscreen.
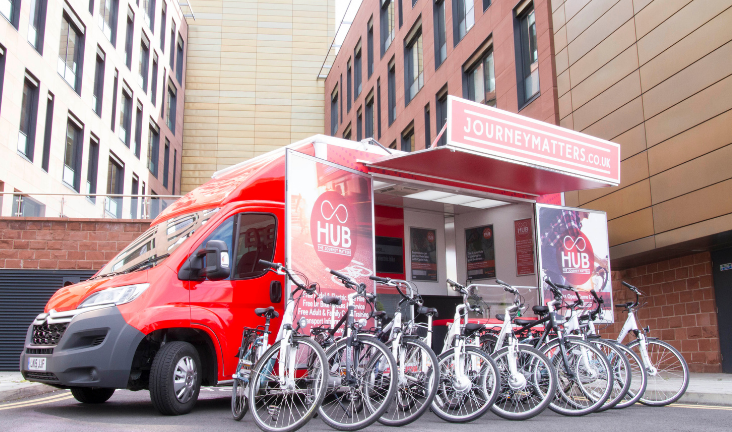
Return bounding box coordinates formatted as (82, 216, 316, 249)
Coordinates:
(96, 208, 220, 277)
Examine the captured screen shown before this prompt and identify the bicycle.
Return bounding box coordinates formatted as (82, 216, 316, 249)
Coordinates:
(479, 279, 558, 420)
(616, 281, 689, 406)
(368, 275, 440, 426)
(509, 279, 614, 416)
(560, 284, 633, 412)
(317, 269, 398, 431)
(429, 279, 500, 423)
(244, 260, 329, 432)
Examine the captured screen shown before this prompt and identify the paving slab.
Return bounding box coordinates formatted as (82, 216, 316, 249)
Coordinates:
(0, 372, 58, 402)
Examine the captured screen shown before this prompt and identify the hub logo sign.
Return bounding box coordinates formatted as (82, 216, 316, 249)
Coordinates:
(557, 232, 594, 285)
(310, 190, 357, 270)
(537, 204, 613, 323)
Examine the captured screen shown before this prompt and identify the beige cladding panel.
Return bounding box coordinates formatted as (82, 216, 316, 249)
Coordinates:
(607, 208, 655, 247)
(652, 179, 732, 234)
(181, 0, 333, 191)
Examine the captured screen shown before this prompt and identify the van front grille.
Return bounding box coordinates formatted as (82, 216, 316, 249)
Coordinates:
(32, 323, 68, 346)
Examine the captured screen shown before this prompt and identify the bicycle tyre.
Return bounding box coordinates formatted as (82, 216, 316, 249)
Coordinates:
(587, 339, 631, 412)
(626, 338, 689, 406)
(377, 338, 439, 426)
(248, 337, 328, 432)
(318, 336, 398, 431)
(430, 346, 500, 423)
(541, 338, 613, 416)
(490, 344, 557, 420)
(613, 341, 647, 409)
(231, 377, 248, 421)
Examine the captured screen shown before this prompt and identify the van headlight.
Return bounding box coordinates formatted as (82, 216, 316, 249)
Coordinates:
(78, 283, 151, 309)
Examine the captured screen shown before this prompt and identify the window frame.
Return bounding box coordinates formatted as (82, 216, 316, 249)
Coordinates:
(134, 101, 143, 157)
(463, 41, 496, 107)
(346, 58, 352, 113)
(166, 79, 177, 133)
(86, 135, 100, 202)
(175, 34, 184, 83)
(514, 2, 540, 109)
(63, 115, 84, 192)
(163, 138, 170, 188)
(98, 0, 118, 46)
(330, 84, 338, 135)
(151, 52, 158, 106)
(41, 92, 53, 171)
(58, 8, 85, 94)
(433, 0, 446, 68)
(18, 74, 40, 162)
(435, 88, 447, 147)
(367, 19, 374, 78)
(452, 0, 474, 47)
(364, 91, 374, 139)
(139, 33, 150, 92)
(380, 0, 395, 58)
(401, 122, 414, 152)
(387, 59, 396, 126)
(124, 8, 134, 69)
(356, 106, 363, 141)
(1, 0, 20, 28)
(28, 0, 48, 53)
(354, 43, 362, 99)
(403, 25, 423, 105)
(148, 120, 160, 177)
(93, 48, 105, 116)
(119, 83, 132, 146)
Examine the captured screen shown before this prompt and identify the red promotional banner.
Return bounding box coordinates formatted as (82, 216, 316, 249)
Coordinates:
(287, 150, 374, 334)
(447, 96, 620, 185)
(514, 219, 535, 276)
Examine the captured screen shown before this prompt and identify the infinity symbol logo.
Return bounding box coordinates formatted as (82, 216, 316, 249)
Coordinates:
(321, 200, 349, 223)
(563, 235, 586, 251)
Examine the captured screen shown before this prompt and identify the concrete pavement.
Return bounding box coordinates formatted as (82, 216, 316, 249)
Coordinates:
(0, 372, 58, 402)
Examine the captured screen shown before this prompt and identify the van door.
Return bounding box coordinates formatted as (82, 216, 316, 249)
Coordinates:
(189, 209, 283, 379)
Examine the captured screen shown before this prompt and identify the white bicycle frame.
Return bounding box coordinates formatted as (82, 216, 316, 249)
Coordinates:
(616, 308, 657, 375)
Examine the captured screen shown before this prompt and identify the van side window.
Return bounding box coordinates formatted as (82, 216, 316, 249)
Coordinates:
(201, 215, 236, 280)
(234, 214, 276, 279)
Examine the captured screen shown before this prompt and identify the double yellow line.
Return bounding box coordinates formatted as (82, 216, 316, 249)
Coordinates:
(0, 392, 73, 410)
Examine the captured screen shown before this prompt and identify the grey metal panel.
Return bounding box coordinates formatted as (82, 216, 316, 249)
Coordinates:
(0, 270, 96, 371)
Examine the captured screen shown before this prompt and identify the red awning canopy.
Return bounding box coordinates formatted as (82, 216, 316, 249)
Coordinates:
(365, 145, 615, 198)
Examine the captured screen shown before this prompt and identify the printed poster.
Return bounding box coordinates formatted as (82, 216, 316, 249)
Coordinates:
(465, 225, 496, 280)
(287, 150, 375, 334)
(536, 204, 613, 322)
(514, 218, 535, 276)
(410, 228, 437, 281)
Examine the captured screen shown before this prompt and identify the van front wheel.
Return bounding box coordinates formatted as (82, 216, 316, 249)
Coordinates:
(70, 387, 115, 403)
(150, 341, 202, 415)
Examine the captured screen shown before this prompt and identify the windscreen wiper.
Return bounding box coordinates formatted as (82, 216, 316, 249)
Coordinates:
(123, 253, 171, 274)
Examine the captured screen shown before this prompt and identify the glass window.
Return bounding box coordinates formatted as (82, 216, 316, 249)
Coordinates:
(58, 14, 84, 92)
(119, 89, 132, 145)
(163, 139, 170, 188)
(134, 103, 143, 157)
(405, 32, 423, 103)
(388, 63, 396, 125)
(11, 195, 46, 217)
(367, 23, 373, 78)
(172, 148, 177, 195)
(330, 85, 338, 135)
(63, 119, 83, 191)
(518, 7, 539, 104)
(1, 0, 17, 27)
(110, 69, 118, 130)
(483, 0, 491, 11)
(356, 107, 362, 141)
(199, 215, 236, 278)
(365, 96, 373, 138)
(41, 93, 53, 171)
(131, 174, 139, 218)
(106, 156, 124, 218)
(380, 0, 395, 56)
(28, 0, 47, 52)
(139, 37, 150, 92)
(234, 214, 277, 279)
(125, 12, 134, 68)
(98, 0, 118, 45)
(376, 78, 382, 138)
(19, 78, 39, 160)
(176, 35, 184, 83)
(160, 2, 166, 50)
(166, 83, 176, 133)
(169, 24, 175, 69)
(143, 0, 155, 31)
(436, 91, 447, 147)
(467, 51, 495, 106)
(424, 103, 430, 148)
(401, 127, 414, 152)
(86, 138, 99, 202)
(0, 46, 5, 114)
(433, 0, 446, 67)
(148, 124, 159, 176)
(354, 47, 362, 98)
(346, 59, 352, 112)
(93, 52, 105, 115)
(151, 54, 158, 105)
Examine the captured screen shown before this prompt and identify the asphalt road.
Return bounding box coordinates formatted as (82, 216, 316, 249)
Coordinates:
(1, 387, 731, 432)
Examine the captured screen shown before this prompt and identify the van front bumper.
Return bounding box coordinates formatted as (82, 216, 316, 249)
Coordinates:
(20, 305, 145, 389)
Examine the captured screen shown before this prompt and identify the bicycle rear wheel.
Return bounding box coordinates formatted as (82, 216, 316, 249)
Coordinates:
(542, 338, 613, 416)
(232, 377, 248, 420)
(587, 339, 631, 412)
(318, 336, 398, 431)
(627, 338, 689, 406)
(490, 344, 557, 420)
(377, 338, 439, 426)
(613, 342, 647, 409)
(248, 338, 328, 432)
(430, 346, 500, 423)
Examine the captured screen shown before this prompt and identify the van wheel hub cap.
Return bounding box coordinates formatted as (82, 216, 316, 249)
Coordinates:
(173, 356, 198, 403)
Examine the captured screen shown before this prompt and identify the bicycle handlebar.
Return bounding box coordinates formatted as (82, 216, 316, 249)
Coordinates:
(369, 275, 390, 283)
(259, 260, 316, 295)
(258, 259, 277, 269)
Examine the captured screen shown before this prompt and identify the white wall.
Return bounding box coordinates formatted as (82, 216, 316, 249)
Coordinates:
(403, 209, 449, 296)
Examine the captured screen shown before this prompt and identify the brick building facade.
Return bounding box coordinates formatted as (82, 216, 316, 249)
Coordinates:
(0, 218, 150, 271)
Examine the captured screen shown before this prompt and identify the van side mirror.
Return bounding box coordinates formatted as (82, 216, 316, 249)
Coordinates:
(178, 240, 230, 281)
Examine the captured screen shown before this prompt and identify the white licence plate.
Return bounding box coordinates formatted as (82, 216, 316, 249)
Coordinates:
(27, 357, 47, 371)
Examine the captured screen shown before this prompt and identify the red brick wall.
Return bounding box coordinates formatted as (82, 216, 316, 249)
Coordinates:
(0, 218, 151, 271)
(604, 252, 721, 373)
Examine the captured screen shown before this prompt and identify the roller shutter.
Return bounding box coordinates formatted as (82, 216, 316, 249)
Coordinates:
(0, 270, 96, 371)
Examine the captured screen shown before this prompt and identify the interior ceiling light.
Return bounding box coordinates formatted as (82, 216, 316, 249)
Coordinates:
(404, 190, 454, 201)
(434, 194, 484, 205)
(461, 198, 510, 209)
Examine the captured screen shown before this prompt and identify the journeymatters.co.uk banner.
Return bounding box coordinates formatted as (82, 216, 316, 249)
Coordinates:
(536, 204, 613, 323)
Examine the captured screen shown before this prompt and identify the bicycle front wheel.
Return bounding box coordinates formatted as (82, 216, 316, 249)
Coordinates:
(318, 336, 398, 431)
(613, 342, 647, 409)
(377, 338, 439, 426)
(542, 338, 613, 416)
(248, 337, 328, 432)
(627, 338, 689, 406)
(232, 377, 248, 420)
(490, 344, 557, 420)
(430, 346, 500, 423)
(587, 338, 631, 412)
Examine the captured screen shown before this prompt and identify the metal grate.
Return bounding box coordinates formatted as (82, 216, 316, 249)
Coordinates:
(24, 372, 59, 381)
(32, 323, 69, 346)
(90, 336, 106, 346)
(26, 348, 54, 355)
(0, 269, 96, 371)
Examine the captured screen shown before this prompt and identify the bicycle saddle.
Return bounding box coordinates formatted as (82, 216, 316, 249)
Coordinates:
(255, 306, 279, 318)
(373, 310, 387, 318)
(418, 306, 439, 317)
(495, 313, 506, 322)
(533, 305, 549, 315)
(321, 296, 342, 306)
(513, 318, 535, 326)
(462, 322, 485, 336)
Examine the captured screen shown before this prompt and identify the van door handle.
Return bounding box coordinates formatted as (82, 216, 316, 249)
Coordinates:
(270, 280, 282, 303)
